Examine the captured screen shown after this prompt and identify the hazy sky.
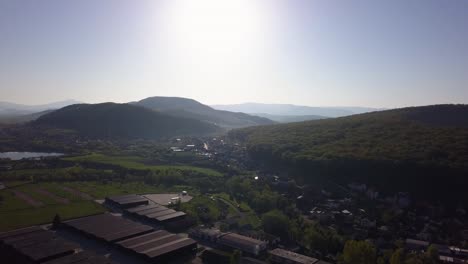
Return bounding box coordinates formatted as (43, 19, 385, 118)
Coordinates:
(1, 0, 467, 108)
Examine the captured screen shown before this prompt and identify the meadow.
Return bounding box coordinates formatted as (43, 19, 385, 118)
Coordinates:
(64, 153, 223, 177)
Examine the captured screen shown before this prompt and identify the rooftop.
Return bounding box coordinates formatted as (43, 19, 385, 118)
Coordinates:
(269, 248, 319, 264)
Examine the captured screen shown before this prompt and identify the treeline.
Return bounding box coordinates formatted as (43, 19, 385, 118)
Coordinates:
(229, 105, 468, 203)
(338, 240, 440, 264)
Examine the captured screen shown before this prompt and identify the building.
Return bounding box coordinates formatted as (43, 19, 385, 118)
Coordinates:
(190, 228, 267, 256)
(63, 213, 197, 262)
(62, 213, 154, 243)
(105, 194, 149, 209)
(0, 226, 113, 264)
(218, 233, 267, 256)
(124, 203, 187, 224)
(269, 248, 319, 264)
(405, 239, 429, 252)
(116, 229, 197, 262)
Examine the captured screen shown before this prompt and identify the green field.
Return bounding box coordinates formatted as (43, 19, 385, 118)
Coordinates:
(0, 181, 183, 232)
(64, 153, 223, 177)
(0, 182, 105, 232)
(62, 181, 169, 199)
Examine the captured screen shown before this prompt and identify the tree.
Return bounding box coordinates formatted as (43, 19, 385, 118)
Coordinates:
(342, 240, 376, 264)
(262, 210, 290, 240)
(230, 250, 241, 264)
(52, 214, 61, 229)
(390, 248, 405, 264)
(425, 245, 439, 264)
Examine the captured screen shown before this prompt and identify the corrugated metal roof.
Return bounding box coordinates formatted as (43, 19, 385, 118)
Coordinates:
(63, 213, 154, 242)
(126, 204, 160, 213)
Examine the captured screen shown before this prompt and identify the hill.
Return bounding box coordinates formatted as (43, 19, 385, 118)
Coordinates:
(33, 103, 220, 139)
(212, 102, 383, 117)
(229, 105, 468, 202)
(133, 97, 274, 128)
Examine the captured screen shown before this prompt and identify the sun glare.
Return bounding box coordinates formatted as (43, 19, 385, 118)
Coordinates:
(158, 0, 269, 67)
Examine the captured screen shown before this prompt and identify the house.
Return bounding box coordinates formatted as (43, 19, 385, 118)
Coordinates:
(405, 239, 429, 252)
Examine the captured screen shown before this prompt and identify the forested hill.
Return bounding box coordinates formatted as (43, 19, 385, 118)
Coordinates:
(133, 96, 275, 128)
(33, 103, 220, 139)
(229, 105, 468, 201)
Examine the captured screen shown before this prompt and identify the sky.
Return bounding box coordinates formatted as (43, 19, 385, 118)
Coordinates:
(0, 0, 467, 108)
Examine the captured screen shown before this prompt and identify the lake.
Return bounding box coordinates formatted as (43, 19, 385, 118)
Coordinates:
(0, 152, 64, 160)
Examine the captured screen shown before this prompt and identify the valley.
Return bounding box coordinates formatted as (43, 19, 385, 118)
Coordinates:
(1, 103, 467, 263)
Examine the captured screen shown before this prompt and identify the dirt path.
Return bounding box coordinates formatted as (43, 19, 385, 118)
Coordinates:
(61, 186, 93, 200)
(11, 190, 44, 207)
(35, 188, 70, 204)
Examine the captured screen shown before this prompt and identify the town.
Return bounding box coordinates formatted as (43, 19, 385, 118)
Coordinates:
(1, 136, 467, 264)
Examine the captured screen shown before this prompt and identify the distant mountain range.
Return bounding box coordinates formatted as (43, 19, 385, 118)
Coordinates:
(13, 97, 277, 139)
(1, 97, 276, 128)
(132, 97, 274, 128)
(251, 113, 327, 123)
(211, 103, 384, 118)
(0, 100, 81, 116)
(34, 103, 220, 139)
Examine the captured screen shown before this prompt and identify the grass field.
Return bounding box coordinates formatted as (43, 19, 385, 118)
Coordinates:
(0, 182, 105, 232)
(64, 153, 222, 177)
(0, 181, 184, 232)
(62, 181, 169, 199)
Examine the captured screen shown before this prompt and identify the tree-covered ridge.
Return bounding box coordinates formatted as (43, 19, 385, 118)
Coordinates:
(133, 96, 275, 128)
(230, 104, 468, 169)
(34, 103, 221, 139)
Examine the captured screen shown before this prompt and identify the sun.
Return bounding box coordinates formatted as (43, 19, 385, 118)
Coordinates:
(157, 0, 268, 67)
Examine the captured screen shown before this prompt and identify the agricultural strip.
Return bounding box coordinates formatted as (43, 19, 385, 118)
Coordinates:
(11, 190, 44, 207)
(61, 186, 93, 200)
(35, 188, 70, 204)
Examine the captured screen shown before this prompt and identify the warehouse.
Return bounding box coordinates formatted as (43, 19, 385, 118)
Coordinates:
(62, 213, 154, 243)
(116, 229, 197, 262)
(63, 213, 197, 263)
(0, 226, 77, 263)
(105, 194, 149, 209)
(269, 248, 321, 264)
(0, 226, 76, 264)
(124, 203, 187, 224)
(190, 228, 267, 256)
(218, 233, 267, 256)
(42, 250, 115, 264)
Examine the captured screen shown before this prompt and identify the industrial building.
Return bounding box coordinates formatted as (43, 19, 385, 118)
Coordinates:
(63, 213, 197, 263)
(63, 213, 154, 243)
(42, 251, 114, 264)
(190, 228, 267, 256)
(105, 194, 149, 209)
(269, 248, 331, 264)
(0, 226, 113, 264)
(219, 233, 267, 256)
(124, 203, 187, 224)
(116, 229, 197, 262)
